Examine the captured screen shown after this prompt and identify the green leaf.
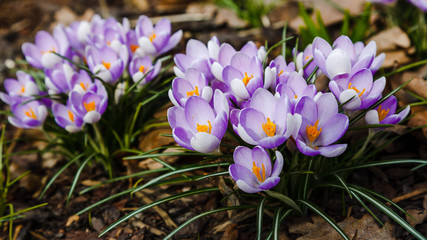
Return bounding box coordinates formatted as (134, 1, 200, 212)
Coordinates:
(98, 187, 219, 237)
(256, 198, 268, 240)
(266, 209, 293, 240)
(66, 153, 96, 205)
(265, 190, 302, 215)
(273, 207, 284, 240)
(333, 174, 353, 199)
(162, 205, 256, 240)
(297, 200, 350, 240)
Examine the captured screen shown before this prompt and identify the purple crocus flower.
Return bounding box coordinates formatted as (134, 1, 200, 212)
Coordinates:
(85, 44, 127, 83)
(276, 72, 317, 113)
(265, 55, 296, 90)
(329, 69, 385, 111)
(44, 62, 78, 94)
(0, 71, 40, 105)
(222, 52, 264, 101)
(134, 15, 182, 57)
(168, 68, 213, 107)
(408, 0, 427, 11)
(365, 95, 410, 126)
(64, 20, 91, 56)
(8, 100, 47, 129)
(128, 55, 161, 86)
(52, 102, 84, 133)
(229, 146, 283, 193)
(295, 44, 318, 79)
(71, 70, 94, 94)
(167, 90, 228, 153)
(294, 93, 349, 157)
(69, 80, 108, 124)
(22, 25, 70, 69)
(231, 88, 293, 149)
(174, 37, 219, 81)
(312, 36, 384, 81)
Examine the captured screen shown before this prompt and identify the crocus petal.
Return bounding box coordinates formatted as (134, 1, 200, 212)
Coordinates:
(236, 179, 261, 193)
(317, 114, 349, 146)
(296, 138, 321, 156)
(258, 177, 280, 190)
(233, 146, 253, 168)
(173, 127, 194, 150)
(190, 132, 220, 153)
(365, 109, 380, 125)
(325, 49, 351, 79)
(270, 151, 284, 177)
(318, 144, 348, 157)
(83, 111, 101, 124)
(339, 89, 361, 111)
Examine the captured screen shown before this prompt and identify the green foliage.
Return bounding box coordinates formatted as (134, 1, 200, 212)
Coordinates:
(215, 0, 277, 27)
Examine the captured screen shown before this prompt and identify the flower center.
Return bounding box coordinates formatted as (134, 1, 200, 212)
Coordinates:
(24, 107, 37, 119)
(252, 161, 266, 183)
(306, 119, 322, 143)
(68, 110, 75, 122)
(242, 72, 254, 86)
(102, 61, 111, 70)
(20, 86, 25, 94)
(130, 45, 139, 53)
(186, 86, 199, 97)
(83, 101, 96, 112)
(196, 120, 212, 134)
(305, 55, 312, 61)
(262, 117, 276, 137)
(80, 82, 88, 91)
(149, 33, 156, 42)
(139, 65, 145, 73)
(278, 70, 284, 77)
(41, 46, 56, 54)
(377, 105, 390, 122)
(348, 82, 366, 98)
(294, 94, 298, 99)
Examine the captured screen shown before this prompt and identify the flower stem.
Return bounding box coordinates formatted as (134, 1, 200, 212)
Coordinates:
(350, 129, 375, 161)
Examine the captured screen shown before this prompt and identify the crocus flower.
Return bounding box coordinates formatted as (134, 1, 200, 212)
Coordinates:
(0, 71, 40, 105)
(229, 146, 283, 193)
(71, 70, 95, 94)
(134, 15, 182, 57)
(167, 90, 228, 153)
(329, 69, 385, 111)
(222, 52, 264, 101)
(85, 44, 128, 83)
(365, 95, 410, 126)
(295, 44, 318, 79)
(265, 55, 296, 90)
(276, 72, 317, 112)
(22, 25, 70, 69)
(168, 68, 213, 107)
(231, 88, 293, 149)
(129, 55, 161, 86)
(294, 93, 349, 157)
(52, 102, 84, 133)
(44, 62, 78, 94)
(408, 0, 427, 11)
(64, 20, 91, 55)
(174, 37, 219, 81)
(8, 100, 47, 129)
(69, 80, 108, 124)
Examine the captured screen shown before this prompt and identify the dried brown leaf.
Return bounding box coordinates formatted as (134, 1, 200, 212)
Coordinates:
(406, 209, 427, 227)
(288, 214, 395, 240)
(220, 223, 238, 240)
(66, 215, 80, 227)
(367, 27, 411, 52)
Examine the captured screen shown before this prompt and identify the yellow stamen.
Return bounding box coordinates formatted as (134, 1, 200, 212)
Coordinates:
(102, 61, 111, 70)
(262, 117, 276, 137)
(149, 33, 156, 42)
(242, 72, 254, 86)
(41, 46, 56, 54)
(377, 105, 390, 122)
(107, 41, 111, 46)
(25, 107, 37, 119)
(278, 70, 284, 77)
(83, 101, 96, 112)
(130, 45, 139, 53)
(305, 55, 312, 61)
(294, 94, 298, 99)
(252, 161, 266, 182)
(20, 86, 25, 94)
(306, 119, 322, 143)
(139, 65, 145, 73)
(348, 82, 366, 98)
(68, 111, 75, 122)
(80, 82, 87, 91)
(196, 120, 212, 134)
(186, 86, 199, 97)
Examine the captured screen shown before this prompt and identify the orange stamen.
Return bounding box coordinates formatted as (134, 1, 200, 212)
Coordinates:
(149, 33, 156, 42)
(80, 82, 87, 91)
(25, 107, 37, 119)
(306, 119, 322, 143)
(252, 161, 266, 182)
(348, 82, 366, 98)
(102, 61, 111, 70)
(278, 70, 284, 77)
(196, 120, 212, 134)
(377, 105, 390, 122)
(294, 94, 298, 99)
(186, 86, 199, 97)
(83, 101, 96, 112)
(130, 45, 138, 53)
(139, 65, 145, 73)
(68, 111, 75, 122)
(262, 117, 276, 137)
(20, 86, 25, 94)
(242, 72, 254, 86)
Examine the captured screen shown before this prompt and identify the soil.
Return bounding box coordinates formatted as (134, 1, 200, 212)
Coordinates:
(0, 0, 426, 239)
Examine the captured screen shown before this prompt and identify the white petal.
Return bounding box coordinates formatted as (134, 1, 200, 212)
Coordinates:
(326, 49, 351, 79)
(41, 52, 62, 69)
(339, 89, 361, 111)
(264, 67, 276, 90)
(365, 109, 379, 125)
(284, 113, 302, 139)
(83, 111, 101, 124)
(230, 78, 250, 99)
(201, 86, 213, 103)
(190, 132, 220, 153)
(211, 62, 224, 82)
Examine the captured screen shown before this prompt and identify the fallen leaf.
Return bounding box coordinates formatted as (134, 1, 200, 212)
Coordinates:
(81, 179, 103, 187)
(66, 215, 80, 227)
(288, 214, 395, 240)
(367, 27, 411, 52)
(215, 8, 249, 29)
(406, 209, 427, 227)
(220, 223, 238, 240)
(381, 50, 412, 68)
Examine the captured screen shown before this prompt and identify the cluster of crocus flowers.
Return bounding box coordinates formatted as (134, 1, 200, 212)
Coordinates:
(167, 35, 410, 194)
(2, 14, 182, 131)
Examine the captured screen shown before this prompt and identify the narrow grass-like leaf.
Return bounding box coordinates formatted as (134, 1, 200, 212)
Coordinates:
(263, 37, 294, 67)
(266, 209, 293, 240)
(39, 153, 85, 199)
(6, 170, 30, 188)
(297, 200, 349, 240)
(163, 205, 256, 240)
(0, 203, 47, 221)
(265, 190, 302, 215)
(348, 124, 395, 130)
(384, 59, 427, 78)
(66, 153, 96, 205)
(77, 188, 135, 215)
(333, 174, 352, 199)
(340, 9, 350, 36)
(351, 190, 383, 225)
(273, 207, 284, 240)
(306, 66, 319, 83)
(282, 23, 288, 58)
(98, 187, 219, 237)
(256, 198, 268, 240)
(125, 151, 215, 160)
(350, 187, 425, 240)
